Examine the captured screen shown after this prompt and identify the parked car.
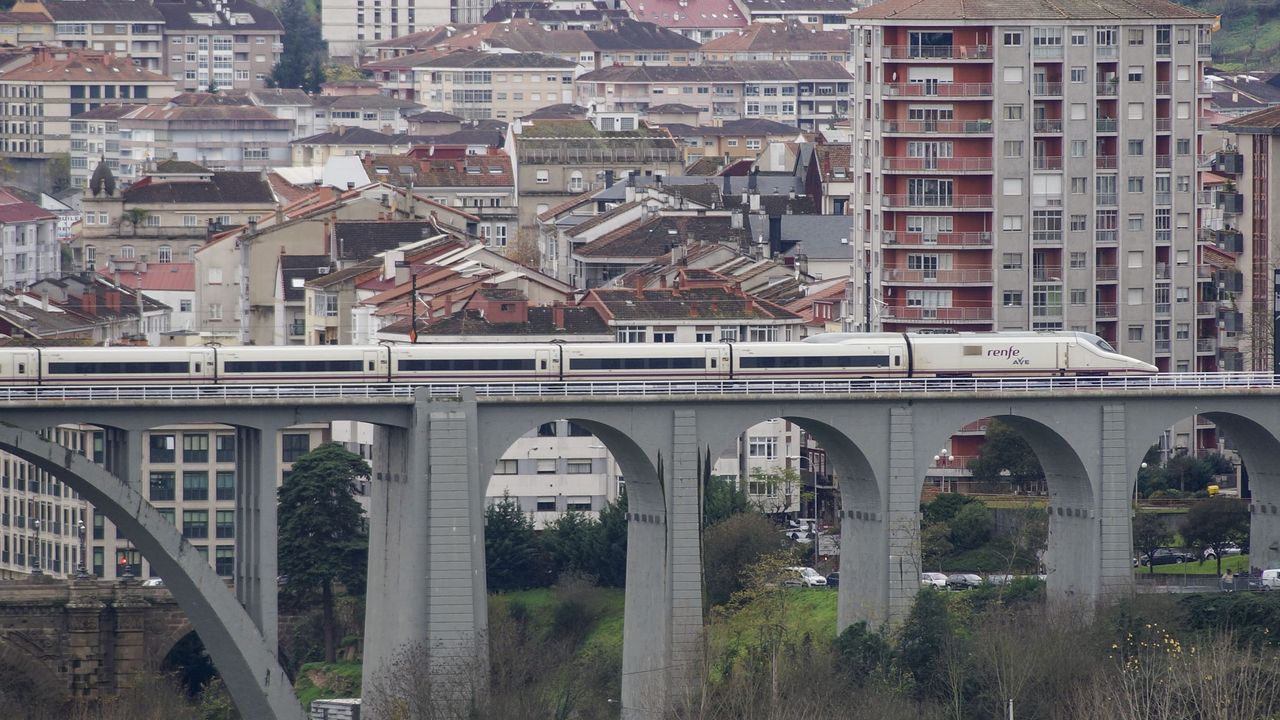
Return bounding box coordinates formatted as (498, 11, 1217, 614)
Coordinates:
(921, 572, 948, 589)
(783, 566, 827, 587)
(1203, 543, 1243, 560)
(1139, 548, 1194, 566)
(946, 573, 983, 589)
(141, 578, 164, 588)
(1261, 569, 1280, 590)
(825, 572, 839, 588)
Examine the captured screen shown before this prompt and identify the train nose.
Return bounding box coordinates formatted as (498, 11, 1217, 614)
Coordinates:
(1140, 361, 1159, 373)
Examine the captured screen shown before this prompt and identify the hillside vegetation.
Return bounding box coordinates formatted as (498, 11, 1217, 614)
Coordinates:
(1187, 0, 1280, 70)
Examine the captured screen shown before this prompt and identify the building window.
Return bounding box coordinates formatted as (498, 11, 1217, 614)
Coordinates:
(215, 511, 234, 539)
(653, 327, 675, 342)
(1070, 251, 1087, 268)
(1127, 139, 1144, 156)
(149, 471, 176, 501)
(536, 459, 557, 475)
(215, 546, 234, 576)
(566, 497, 592, 512)
(182, 510, 208, 539)
(183, 471, 208, 501)
(1002, 252, 1023, 269)
(1070, 288, 1088, 305)
(183, 433, 209, 462)
(568, 170, 584, 193)
(215, 471, 235, 500)
(158, 245, 172, 263)
(748, 436, 778, 459)
(1127, 65, 1144, 82)
(566, 460, 593, 474)
(1003, 104, 1024, 120)
(1128, 325, 1144, 342)
(1003, 30, 1023, 46)
(281, 433, 310, 463)
(215, 434, 235, 462)
(616, 328, 646, 343)
(1128, 28, 1144, 46)
(535, 170, 549, 184)
(536, 497, 556, 511)
(494, 459, 517, 475)
(150, 434, 175, 463)
(1002, 291, 1023, 307)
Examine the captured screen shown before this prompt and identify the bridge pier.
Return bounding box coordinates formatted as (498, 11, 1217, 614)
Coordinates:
(361, 390, 488, 713)
(885, 406, 922, 624)
(234, 426, 281, 656)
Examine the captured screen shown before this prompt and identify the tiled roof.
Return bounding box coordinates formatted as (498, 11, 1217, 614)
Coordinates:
(700, 21, 850, 52)
(125, 104, 285, 122)
(519, 103, 589, 120)
(123, 172, 275, 204)
(0, 188, 56, 224)
(646, 103, 704, 113)
(365, 24, 478, 50)
(363, 151, 514, 188)
(291, 128, 437, 146)
(576, 215, 751, 258)
(483, 1, 629, 24)
(71, 103, 143, 120)
(408, 110, 464, 123)
(814, 143, 852, 178)
(718, 118, 805, 135)
(738, 0, 859, 13)
(98, 262, 196, 292)
(578, 60, 851, 83)
(247, 88, 315, 106)
(0, 50, 172, 83)
(621, 0, 747, 29)
(684, 157, 724, 176)
(332, 221, 442, 260)
(589, 286, 799, 321)
(154, 159, 209, 173)
(170, 91, 254, 106)
(153, 0, 283, 32)
(313, 94, 425, 111)
(41, 0, 162, 22)
(537, 190, 596, 221)
(1218, 106, 1280, 132)
(850, 0, 1212, 21)
(417, 305, 611, 336)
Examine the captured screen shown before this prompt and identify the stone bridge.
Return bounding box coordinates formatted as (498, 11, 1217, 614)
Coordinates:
(0, 578, 192, 705)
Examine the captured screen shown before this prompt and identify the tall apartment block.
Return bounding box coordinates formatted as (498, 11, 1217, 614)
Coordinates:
(848, 0, 1217, 376)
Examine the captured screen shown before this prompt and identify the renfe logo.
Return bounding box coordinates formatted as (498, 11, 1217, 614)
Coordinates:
(987, 346, 1030, 364)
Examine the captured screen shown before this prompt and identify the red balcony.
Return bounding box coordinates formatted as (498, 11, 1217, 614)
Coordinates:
(881, 156, 993, 172)
(881, 231, 993, 247)
(882, 82, 993, 98)
(881, 306, 993, 322)
(882, 268, 994, 284)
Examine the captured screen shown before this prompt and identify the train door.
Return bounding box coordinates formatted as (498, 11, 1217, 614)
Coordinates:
(706, 348, 724, 378)
(9, 350, 37, 384)
(363, 350, 383, 380)
(535, 349, 554, 379)
(189, 352, 208, 382)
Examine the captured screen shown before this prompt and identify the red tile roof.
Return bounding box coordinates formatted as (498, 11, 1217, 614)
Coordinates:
(0, 188, 55, 224)
(622, 0, 747, 29)
(0, 49, 172, 83)
(99, 263, 196, 292)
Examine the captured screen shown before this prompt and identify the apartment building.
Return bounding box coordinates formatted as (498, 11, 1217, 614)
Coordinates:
(698, 20, 851, 63)
(621, 0, 747, 42)
(0, 422, 332, 581)
(849, 0, 1216, 373)
(411, 51, 581, 121)
(0, 189, 60, 288)
(0, 49, 174, 163)
(156, 0, 284, 92)
(733, 0, 860, 30)
(21, 0, 166, 71)
(319, 0, 451, 61)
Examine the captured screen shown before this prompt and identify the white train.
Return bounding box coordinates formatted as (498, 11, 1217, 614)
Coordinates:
(0, 332, 1155, 385)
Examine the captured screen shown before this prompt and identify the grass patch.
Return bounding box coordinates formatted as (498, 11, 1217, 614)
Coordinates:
(1139, 554, 1251, 575)
(293, 660, 362, 710)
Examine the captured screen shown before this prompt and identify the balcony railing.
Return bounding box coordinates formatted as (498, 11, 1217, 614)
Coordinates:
(1096, 118, 1118, 133)
(1096, 229, 1118, 243)
(882, 268, 993, 284)
(1154, 266, 1171, 280)
(1096, 303, 1118, 319)
(1032, 304, 1064, 318)
(1155, 117, 1172, 132)
(882, 194, 993, 208)
(1032, 265, 1064, 281)
(1197, 337, 1217, 353)
(1155, 81, 1172, 96)
(1155, 302, 1171, 316)
(1032, 231, 1063, 246)
(881, 231, 993, 247)
(1033, 154, 1063, 170)
(881, 119, 994, 134)
(881, 306, 993, 322)
(1155, 339, 1171, 354)
(1155, 191, 1172, 206)
(1156, 43, 1171, 58)
(881, 44, 993, 60)
(1196, 301, 1216, 316)
(1156, 154, 1172, 169)
(1197, 42, 1212, 58)
(1155, 230, 1172, 244)
(1033, 119, 1063, 134)
(883, 82, 993, 98)
(881, 156, 993, 172)
(1096, 81, 1119, 96)
(1034, 82, 1063, 96)
(1097, 45, 1119, 60)
(1096, 155, 1117, 170)
(1096, 266, 1118, 281)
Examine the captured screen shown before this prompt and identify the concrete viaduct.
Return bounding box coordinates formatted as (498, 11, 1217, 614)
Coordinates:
(2, 377, 1279, 719)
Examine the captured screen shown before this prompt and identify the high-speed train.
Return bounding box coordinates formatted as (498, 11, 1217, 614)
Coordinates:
(0, 332, 1155, 385)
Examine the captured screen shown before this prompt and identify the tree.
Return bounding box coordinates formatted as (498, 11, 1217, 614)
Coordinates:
(923, 492, 979, 525)
(1180, 498, 1250, 575)
(895, 588, 957, 699)
(269, 0, 325, 91)
(592, 489, 627, 588)
(484, 492, 546, 591)
(277, 442, 369, 663)
(119, 208, 150, 235)
(1132, 511, 1172, 575)
(967, 419, 1044, 489)
(921, 522, 953, 570)
(705, 475, 750, 526)
(949, 501, 993, 550)
(749, 466, 802, 516)
(702, 511, 789, 607)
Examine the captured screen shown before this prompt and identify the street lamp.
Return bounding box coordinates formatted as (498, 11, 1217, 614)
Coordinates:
(933, 448, 952, 493)
(76, 520, 90, 580)
(788, 454, 820, 569)
(395, 260, 419, 343)
(31, 518, 42, 576)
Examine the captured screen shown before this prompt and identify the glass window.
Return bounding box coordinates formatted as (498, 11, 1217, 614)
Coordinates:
(216, 471, 235, 500)
(215, 510, 234, 539)
(281, 433, 310, 463)
(183, 433, 209, 463)
(215, 434, 235, 462)
(182, 510, 208, 539)
(150, 434, 175, 463)
(149, 472, 175, 502)
(183, 471, 208, 501)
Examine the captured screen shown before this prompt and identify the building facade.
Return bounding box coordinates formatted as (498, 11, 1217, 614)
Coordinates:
(849, 0, 1216, 374)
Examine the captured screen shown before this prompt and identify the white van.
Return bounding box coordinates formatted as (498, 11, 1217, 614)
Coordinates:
(1261, 569, 1280, 590)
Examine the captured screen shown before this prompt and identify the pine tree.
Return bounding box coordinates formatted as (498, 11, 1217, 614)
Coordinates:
(269, 0, 325, 91)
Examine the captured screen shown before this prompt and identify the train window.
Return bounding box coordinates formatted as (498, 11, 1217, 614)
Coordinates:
(193, 363, 201, 373)
(893, 355, 901, 367)
(16, 364, 23, 374)
(540, 360, 547, 370)
(223, 360, 364, 373)
(568, 357, 704, 370)
(738, 355, 891, 369)
(710, 358, 717, 368)
(398, 359, 536, 372)
(48, 361, 190, 374)
(963, 346, 982, 356)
